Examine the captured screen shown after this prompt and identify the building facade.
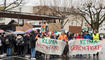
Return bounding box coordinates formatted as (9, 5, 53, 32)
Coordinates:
(1, 5, 104, 33)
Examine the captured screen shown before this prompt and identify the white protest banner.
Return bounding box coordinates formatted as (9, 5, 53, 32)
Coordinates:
(69, 39, 104, 55)
(36, 38, 66, 55)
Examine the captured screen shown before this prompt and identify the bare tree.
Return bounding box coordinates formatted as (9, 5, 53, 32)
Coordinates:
(77, 1, 105, 32)
(0, 0, 24, 11)
(37, 0, 105, 31)
(47, 0, 82, 28)
(38, 0, 84, 28)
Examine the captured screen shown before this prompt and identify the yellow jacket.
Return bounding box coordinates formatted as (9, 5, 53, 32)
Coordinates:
(92, 33, 99, 41)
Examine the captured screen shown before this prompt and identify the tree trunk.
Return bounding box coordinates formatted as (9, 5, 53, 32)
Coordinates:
(92, 23, 99, 32)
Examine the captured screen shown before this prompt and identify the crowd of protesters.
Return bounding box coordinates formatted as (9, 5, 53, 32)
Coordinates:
(0, 29, 102, 59)
(0, 30, 39, 59)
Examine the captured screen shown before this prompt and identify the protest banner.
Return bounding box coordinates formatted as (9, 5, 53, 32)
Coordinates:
(36, 38, 66, 55)
(69, 39, 104, 55)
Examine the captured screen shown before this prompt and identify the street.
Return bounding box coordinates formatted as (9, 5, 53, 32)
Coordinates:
(0, 55, 103, 60)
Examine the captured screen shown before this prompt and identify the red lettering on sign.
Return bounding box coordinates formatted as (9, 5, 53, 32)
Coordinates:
(82, 46, 86, 50)
(98, 44, 102, 50)
(86, 45, 90, 50)
(93, 45, 98, 50)
(70, 45, 81, 51)
(45, 45, 49, 50)
(90, 46, 94, 50)
(54, 46, 59, 50)
(77, 45, 81, 50)
(70, 44, 103, 51)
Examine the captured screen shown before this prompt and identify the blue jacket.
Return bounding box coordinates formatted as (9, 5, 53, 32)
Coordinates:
(83, 34, 92, 40)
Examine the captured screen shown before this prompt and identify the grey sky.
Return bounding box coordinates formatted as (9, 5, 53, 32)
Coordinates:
(0, 0, 105, 8)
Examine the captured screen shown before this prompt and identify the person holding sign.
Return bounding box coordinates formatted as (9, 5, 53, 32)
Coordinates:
(58, 31, 68, 42)
(30, 31, 38, 60)
(58, 30, 68, 57)
(92, 30, 100, 42)
(92, 30, 101, 59)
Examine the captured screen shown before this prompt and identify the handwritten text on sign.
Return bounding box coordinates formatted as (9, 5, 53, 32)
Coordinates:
(69, 39, 103, 55)
(36, 38, 66, 55)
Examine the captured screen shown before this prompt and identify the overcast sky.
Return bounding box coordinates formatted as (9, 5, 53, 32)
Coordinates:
(0, 0, 105, 8)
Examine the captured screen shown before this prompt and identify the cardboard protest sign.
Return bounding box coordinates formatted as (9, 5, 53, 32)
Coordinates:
(48, 23, 61, 32)
(36, 38, 66, 55)
(16, 23, 33, 31)
(41, 24, 46, 32)
(69, 26, 81, 33)
(16, 26, 24, 31)
(23, 23, 33, 31)
(69, 39, 104, 55)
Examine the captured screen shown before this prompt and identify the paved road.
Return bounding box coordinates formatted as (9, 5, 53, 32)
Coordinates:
(1, 47, 105, 60)
(0, 56, 101, 60)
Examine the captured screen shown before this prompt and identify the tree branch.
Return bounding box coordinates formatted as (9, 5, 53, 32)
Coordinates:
(3, 0, 6, 11)
(63, 19, 69, 26)
(80, 14, 90, 25)
(88, 6, 93, 24)
(97, 8, 102, 22)
(100, 13, 105, 21)
(78, 8, 90, 17)
(92, 11, 96, 21)
(2, 0, 23, 11)
(4, 0, 19, 10)
(6, 0, 23, 11)
(99, 17, 105, 25)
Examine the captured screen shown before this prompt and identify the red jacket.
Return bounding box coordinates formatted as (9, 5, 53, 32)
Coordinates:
(76, 35, 83, 39)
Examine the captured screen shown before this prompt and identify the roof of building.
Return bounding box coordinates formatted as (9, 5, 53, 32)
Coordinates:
(0, 11, 60, 20)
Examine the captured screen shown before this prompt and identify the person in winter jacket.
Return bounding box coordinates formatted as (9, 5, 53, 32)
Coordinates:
(23, 33, 30, 56)
(30, 31, 38, 59)
(16, 34, 24, 56)
(5, 34, 13, 56)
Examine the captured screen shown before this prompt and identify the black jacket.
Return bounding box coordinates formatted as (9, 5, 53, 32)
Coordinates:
(5, 35, 13, 48)
(30, 32, 37, 48)
(24, 35, 30, 45)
